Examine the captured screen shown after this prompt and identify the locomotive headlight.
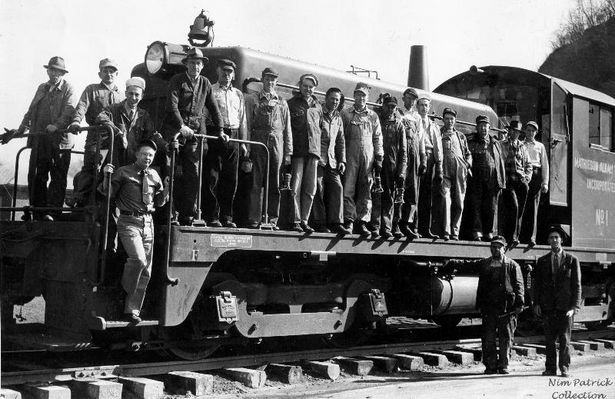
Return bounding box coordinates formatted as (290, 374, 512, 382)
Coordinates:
(145, 41, 166, 75)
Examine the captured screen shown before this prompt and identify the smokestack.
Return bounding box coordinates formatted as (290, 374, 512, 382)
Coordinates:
(408, 45, 429, 91)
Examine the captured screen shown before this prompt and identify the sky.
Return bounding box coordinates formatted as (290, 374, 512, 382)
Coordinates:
(0, 0, 576, 183)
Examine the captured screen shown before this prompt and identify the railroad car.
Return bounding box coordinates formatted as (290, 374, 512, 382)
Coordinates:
(1, 12, 612, 360)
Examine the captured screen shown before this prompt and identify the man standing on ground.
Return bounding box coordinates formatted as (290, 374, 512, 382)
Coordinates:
(245, 67, 292, 229)
(203, 58, 248, 228)
(533, 225, 581, 378)
(14, 56, 76, 221)
(341, 83, 383, 237)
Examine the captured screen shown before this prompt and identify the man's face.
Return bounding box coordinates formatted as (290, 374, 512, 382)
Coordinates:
(508, 129, 520, 140)
(403, 93, 417, 110)
(185, 59, 204, 78)
(525, 126, 537, 139)
(125, 86, 143, 108)
(98, 66, 118, 85)
(443, 114, 456, 130)
(136, 145, 156, 169)
(490, 243, 505, 259)
(548, 232, 563, 252)
(417, 99, 430, 116)
(383, 103, 396, 117)
(46, 67, 65, 85)
(477, 122, 490, 137)
(262, 74, 277, 92)
(217, 67, 234, 86)
(325, 92, 341, 111)
(299, 78, 315, 99)
(354, 92, 367, 109)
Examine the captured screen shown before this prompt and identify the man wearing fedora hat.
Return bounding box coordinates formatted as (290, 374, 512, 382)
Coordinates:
(203, 58, 248, 228)
(163, 47, 223, 226)
(499, 121, 532, 246)
(521, 121, 549, 246)
(68, 58, 124, 207)
(15, 56, 76, 221)
(533, 225, 581, 377)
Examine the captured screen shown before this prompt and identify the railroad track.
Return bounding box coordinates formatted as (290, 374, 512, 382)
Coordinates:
(2, 327, 614, 398)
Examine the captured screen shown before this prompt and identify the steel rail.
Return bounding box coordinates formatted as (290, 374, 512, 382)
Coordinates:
(3, 328, 613, 386)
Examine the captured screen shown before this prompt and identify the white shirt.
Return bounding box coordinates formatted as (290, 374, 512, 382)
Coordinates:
(212, 83, 246, 130)
(525, 139, 549, 185)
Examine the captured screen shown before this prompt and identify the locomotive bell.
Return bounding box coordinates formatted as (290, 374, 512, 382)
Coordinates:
(188, 9, 215, 47)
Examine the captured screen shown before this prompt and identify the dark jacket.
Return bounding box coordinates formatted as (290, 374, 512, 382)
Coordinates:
(319, 107, 345, 169)
(287, 94, 322, 158)
(533, 251, 582, 312)
(470, 256, 524, 313)
(468, 134, 506, 189)
(380, 112, 408, 180)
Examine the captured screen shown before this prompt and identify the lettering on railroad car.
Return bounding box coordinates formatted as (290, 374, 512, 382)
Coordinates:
(210, 234, 253, 248)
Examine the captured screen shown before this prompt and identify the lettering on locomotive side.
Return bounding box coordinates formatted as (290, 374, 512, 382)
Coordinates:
(210, 234, 253, 248)
(574, 156, 615, 175)
(595, 209, 609, 226)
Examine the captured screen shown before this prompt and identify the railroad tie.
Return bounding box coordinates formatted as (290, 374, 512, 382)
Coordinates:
(118, 376, 164, 399)
(410, 352, 449, 367)
(512, 345, 537, 357)
(304, 361, 340, 380)
(21, 384, 71, 399)
(594, 338, 615, 349)
(333, 356, 374, 376)
(360, 355, 398, 373)
(70, 379, 123, 399)
(266, 364, 303, 384)
(577, 340, 606, 351)
(164, 371, 213, 396)
(435, 350, 473, 365)
(221, 367, 267, 389)
(0, 388, 22, 399)
(454, 345, 483, 361)
(391, 354, 424, 371)
(570, 341, 591, 351)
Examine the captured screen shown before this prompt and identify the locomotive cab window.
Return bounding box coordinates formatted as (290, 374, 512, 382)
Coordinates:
(588, 102, 613, 151)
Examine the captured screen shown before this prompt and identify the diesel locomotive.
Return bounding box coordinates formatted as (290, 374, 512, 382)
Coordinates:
(1, 12, 613, 360)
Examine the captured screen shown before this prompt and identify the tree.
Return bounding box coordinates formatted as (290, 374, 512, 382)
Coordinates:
(552, 0, 615, 49)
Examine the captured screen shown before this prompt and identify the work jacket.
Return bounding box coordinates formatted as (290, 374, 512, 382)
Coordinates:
(287, 93, 323, 158)
(533, 250, 582, 312)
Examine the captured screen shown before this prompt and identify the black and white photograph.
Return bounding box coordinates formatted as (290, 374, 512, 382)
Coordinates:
(1, 1, 614, 398)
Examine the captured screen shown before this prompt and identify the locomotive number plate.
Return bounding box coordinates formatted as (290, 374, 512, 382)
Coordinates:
(210, 234, 253, 248)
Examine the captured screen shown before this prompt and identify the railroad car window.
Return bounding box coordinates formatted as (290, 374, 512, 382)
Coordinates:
(599, 108, 612, 151)
(552, 84, 568, 135)
(589, 103, 600, 146)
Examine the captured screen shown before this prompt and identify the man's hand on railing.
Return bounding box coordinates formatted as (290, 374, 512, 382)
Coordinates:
(68, 122, 81, 133)
(102, 163, 115, 175)
(1, 128, 17, 144)
(219, 131, 230, 143)
(179, 124, 194, 138)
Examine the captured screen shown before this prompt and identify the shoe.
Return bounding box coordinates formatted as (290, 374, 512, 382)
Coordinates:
(400, 224, 418, 239)
(289, 223, 304, 233)
(485, 233, 494, 241)
(331, 224, 351, 235)
(498, 369, 510, 375)
(511, 239, 520, 247)
(542, 370, 557, 376)
(247, 222, 260, 229)
(222, 221, 237, 228)
(371, 230, 381, 239)
(528, 239, 536, 247)
(208, 220, 223, 227)
(560, 368, 570, 378)
(412, 229, 422, 238)
(441, 234, 450, 241)
(178, 216, 194, 226)
(121, 313, 142, 324)
(484, 369, 497, 375)
(358, 222, 371, 238)
(421, 230, 438, 239)
(315, 225, 331, 233)
(300, 222, 314, 233)
(392, 226, 403, 239)
(381, 230, 393, 239)
(472, 233, 482, 241)
(42, 214, 54, 222)
(450, 234, 459, 241)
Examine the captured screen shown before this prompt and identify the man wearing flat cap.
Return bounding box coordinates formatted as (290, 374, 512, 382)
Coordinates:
(370, 95, 407, 239)
(341, 83, 384, 237)
(401, 87, 419, 120)
(13, 56, 76, 221)
(245, 67, 292, 229)
(467, 115, 505, 242)
(163, 47, 224, 226)
(521, 121, 549, 246)
(533, 225, 581, 378)
(447, 235, 524, 374)
(68, 58, 124, 207)
(437, 107, 471, 240)
(286, 73, 323, 233)
(203, 58, 248, 228)
(499, 120, 532, 246)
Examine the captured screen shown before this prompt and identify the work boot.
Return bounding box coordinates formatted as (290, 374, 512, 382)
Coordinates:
(300, 222, 314, 233)
(382, 230, 393, 239)
(357, 222, 371, 238)
(392, 225, 403, 239)
(207, 220, 223, 227)
(332, 223, 351, 235)
(400, 224, 418, 239)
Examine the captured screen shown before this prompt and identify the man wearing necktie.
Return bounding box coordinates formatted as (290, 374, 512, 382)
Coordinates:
(533, 225, 582, 378)
(100, 140, 169, 324)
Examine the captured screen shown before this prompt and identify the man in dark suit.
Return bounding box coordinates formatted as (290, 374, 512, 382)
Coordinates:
(533, 225, 582, 378)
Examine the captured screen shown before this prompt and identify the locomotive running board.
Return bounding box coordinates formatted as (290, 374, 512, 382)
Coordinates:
(89, 316, 159, 330)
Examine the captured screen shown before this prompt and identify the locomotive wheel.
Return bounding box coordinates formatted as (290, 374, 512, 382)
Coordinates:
(165, 339, 222, 360)
(432, 315, 463, 329)
(322, 327, 370, 348)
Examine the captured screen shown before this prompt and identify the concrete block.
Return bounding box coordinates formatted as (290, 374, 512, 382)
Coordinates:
(594, 338, 615, 349)
(412, 352, 449, 367)
(578, 340, 606, 351)
(221, 368, 267, 389)
(0, 388, 22, 399)
(22, 385, 70, 399)
(391, 354, 424, 371)
(513, 345, 537, 356)
(455, 345, 482, 361)
(439, 350, 473, 365)
(305, 361, 340, 380)
(267, 364, 303, 384)
(164, 371, 213, 395)
(362, 356, 398, 373)
(333, 357, 373, 376)
(118, 376, 164, 399)
(570, 341, 590, 351)
(71, 379, 122, 399)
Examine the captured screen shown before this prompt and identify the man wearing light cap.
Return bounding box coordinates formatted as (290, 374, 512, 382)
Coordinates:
(245, 67, 292, 229)
(286, 73, 323, 233)
(341, 82, 384, 237)
(13, 56, 76, 221)
(438, 107, 471, 240)
(446, 235, 524, 374)
(467, 115, 505, 241)
(163, 47, 224, 226)
(401, 87, 419, 120)
(521, 121, 549, 246)
(203, 58, 248, 228)
(68, 58, 124, 207)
